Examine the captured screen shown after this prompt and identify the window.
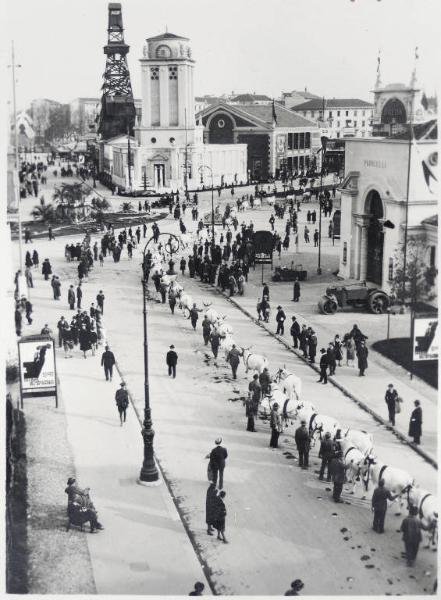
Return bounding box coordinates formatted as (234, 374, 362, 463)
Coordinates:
(287, 133, 293, 150)
(362, 120, 365, 127)
(293, 133, 299, 149)
(328, 111, 333, 118)
(336, 132, 340, 138)
(287, 156, 293, 170)
(150, 67, 159, 80)
(354, 110, 358, 116)
(346, 120, 351, 127)
(337, 110, 341, 116)
(305, 132, 310, 148)
(388, 257, 394, 281)
(169, 66, 177, 80)
(354, 120, 357, 127)
(293, 156, 298, 169)
(299, 155, 304, 168)
(299, 132, 305, 149)
(310, 111, 315, 118)
(362, 110, 366, 116)
(337, 121, 340, 128)
(343, 242, 347, 264)
(345, 110, 349, 116)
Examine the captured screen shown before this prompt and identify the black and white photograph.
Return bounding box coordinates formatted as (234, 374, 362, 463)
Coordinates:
(3, 0, 439, 596)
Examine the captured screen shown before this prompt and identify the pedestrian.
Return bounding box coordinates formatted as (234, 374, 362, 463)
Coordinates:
(24, 299, 33, 325)
(371, 479, 396, 533)
(76, 283, 82, 309)
(213, 490, 228, 543)
(209, 437, 228, 489)
(202, 316, 212, 345)
(329, 450, 346, 503)
(299, 325, 308, 358)
(57, 316, 67, 347)
(385, 383, 398, 426)
(269, 403, 283, 448)
(205, 482, 218, 536)
(101, 345, 116, 381)
(189, 303, 201, 330)
(96, 290, 105, 315)
(99, 252, 104, 266)
(308, 330, 317, 363)
(262, 282, 270, 301)
(210, 331, 220, 359)
(227, 344, 242, 379)
(180, 257, 186, 275)
(93, 242, 98, 261)
(408, 400, 422, 445)
(189, 582, 205, 596)
(293, 278, 300, 302)
(115, 381, 129, 426)
(313, 229, 319, 247)
(318, 348, 328, 384)
(168, 290, 177, 315)
(284, 580, 304, 596)
(295, 419, 310, 469)
(79, 325, 92, 358)
(318, 432, 334, 481)
(357, 340, 368, 376)
(276, 305, 286, 335)
(68, 285, 76, 310)
(334, 335, 343, 366)
(400, 505, 425, 567)
(246, 374, 260, 432)
(32, 249, 39, 268)
(48, 225, 55, 241)
(304, 226, 309, 243)
(327, 343, 336, 375)
(166, 344, 178, 378)
(290, 316, 300, 348)
(42, 258, 52, 280)
(345, 337, 355, 366)
(25, 266, 34, 288)
(269, 214, 275, 231)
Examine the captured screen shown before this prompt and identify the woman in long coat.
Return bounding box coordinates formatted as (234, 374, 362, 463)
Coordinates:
(356, 341, 368, 376)
(42, 258, 52, 280)
(25, 251, 33, 268)
(205, 483, 218, 535)
(79, 326, 92, 358)
(345, 337, 355, 366)
(213, 491, 227, 543)
(408, 400, 422, 444)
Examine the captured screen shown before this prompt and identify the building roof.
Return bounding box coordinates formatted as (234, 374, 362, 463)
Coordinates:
(283, 90, 321, 100)
(147, 32, 189, 42)
(232, 102, 316, 128)
(195, 96, 225, 104)
(292, 98, 373, 111)
(421, 215, 437, 227)
(231, 94, 272, 102)
(389, 119, 437, 140)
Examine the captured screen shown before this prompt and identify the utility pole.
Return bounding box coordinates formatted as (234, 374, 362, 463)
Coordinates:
(317, 97, 325, 275)
(184, 108, 189, 198)
(127, 120, 132, 191)
(10, 41, 23, 270)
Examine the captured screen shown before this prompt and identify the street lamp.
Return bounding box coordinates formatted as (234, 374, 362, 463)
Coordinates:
(138, 233, 181, 485)
(198, 165, 215, 248)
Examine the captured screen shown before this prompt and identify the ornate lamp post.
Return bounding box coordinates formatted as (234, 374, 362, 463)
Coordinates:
(138, 233, 180, 485)
(198, 165, 215, 248)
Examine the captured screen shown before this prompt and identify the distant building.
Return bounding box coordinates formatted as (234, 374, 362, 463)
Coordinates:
(229, 93, 272, 105)
(197, 101, 320, 180)
(281, 88, 321, 110)
(70, 97, 142, 135)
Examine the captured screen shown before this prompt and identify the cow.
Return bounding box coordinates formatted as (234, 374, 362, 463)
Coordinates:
(274, 367, 302, 402)
(338, 438, 369, 496)
(341, 428, 374, 459)
(241, 347, 269, 375)
(407, 487, 438, 549)
(363, 459, 414, 513)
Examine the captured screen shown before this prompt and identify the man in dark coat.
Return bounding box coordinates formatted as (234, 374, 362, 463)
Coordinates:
(293, 278, 301, 302)
(284, 580, 304, 596)
(166, 345, 178, 378)
(115, 382, 129, 425)
(290, 316, 300, 348)
(76, 283, 83, 309)
(201, 316, 212, 346)
(205, 483, 218, 535)
(400, 505, 425, 566)
(227, 344, 242, 379)
(276, 306, 286, 335)
(96, 290, 105, 315)
(408, 400, 422, 444)
(259, 367, 271, 398)
(385, 383, 398, 426)
(308, 330, 317, 363)
(68, 285, 76, 310)
(209, 438, 228, 489)
(210, 331, 220, 359)
(318, 348, 328, 384)
(295, 419, 310, 469)
(262, 283, 270, 301)
(371, 479, 396, 533)
(357, 340, 368, 376)
(246, 374, 261, 432)
(101, 345, 116, 381)
(299, 325, 308, 358)
(189, 304, 202, 330)
(330, 451, 346, 502)
(318, 432, 334, 481)
(327, 343, 336, 375)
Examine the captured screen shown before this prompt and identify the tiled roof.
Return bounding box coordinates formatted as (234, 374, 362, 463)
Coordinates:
(283, 90, 321, 99)
(147, 32, 189, 42)
(236, 103, 316, 128)
(231, 94, 272, 102)
(293, 98, 373, 111)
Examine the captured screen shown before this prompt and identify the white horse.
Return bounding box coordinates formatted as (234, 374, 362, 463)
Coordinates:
(363, 459, 414, 514)
(241, 347, 269, 375)
(341, 429, 374, 459)
(339, 438, 369, 496)
(221, 333, 235, 361)
(407, 487, 438, 549)
(178, 292, 193, 316)
(297, 405, 340, 448)
(274, 367, 302, 402)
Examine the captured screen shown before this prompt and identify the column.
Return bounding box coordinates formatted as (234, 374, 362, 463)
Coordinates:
(178, 65, 187, 127)
(141, 64, 151, 127)
(359, 225, 368, 281)
(159, 66, 169, 127)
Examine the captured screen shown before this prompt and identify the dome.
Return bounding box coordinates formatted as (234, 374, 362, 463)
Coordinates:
(144, 32, 192, 61)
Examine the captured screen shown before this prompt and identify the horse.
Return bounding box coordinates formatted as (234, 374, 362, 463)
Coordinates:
(241, 347, 269, 375)
(274, 367, 302, 402)
(296, 405, 340, 448)
(341, 428, 374, 458)
(407, 487, 438, 549)
(339, 437, 370, 496)
(259, 384, 297, 424)
(363, 458, 414, 514)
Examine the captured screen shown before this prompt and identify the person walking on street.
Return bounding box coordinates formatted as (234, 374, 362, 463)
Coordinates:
(400, 505, 426, 566)
(168, 290, 177, 315)
(327, 343, 336, 375)
(42, 258, 52, 280)
(189, 303, 201, 330)
(210, 331, 220, 359)
(284, 580, 305, 596)
(24, 299, 33, 325)
(213, 490, 228, 543)
(308, 330, 317, 363)
(371, 479, 396, 533)
(166, 345, 178, 378)
(276, 305, 286, 335)
(68, 285, 76, 310)
(295, 419, 310, 469)
(299, 325, 308, 358)
(202, 316, 212, 345)
(246, 374, 261, 432)
(304, 226, 310, 243)
(318, 348, 328, 384)
(318, 432, 334, 481)
(57, 316, 67, 347)
(227, 344, 242, 379)
(115, 382, 129, 426)
(330, 451, 346, 502)
(290, 316, 300, 348)
(313, 229, 319, 247)
(76, 283, 82, 309)
(262, 282, 270, 301)
(101, 345, 116, 381)
(345, 337, 355, 366)
(357, 340, 368, 376)
(209, 437, 228, 489)
(96, 290, 105, 315)
(48, 225, 55, 241)
(293, 278, 300, 302)
(205, 482, 218, 536)
(385, 384, 398, 426)
(25, 266, 34, 288)
(408, 400, 422, 445)
(269, 403, 283, 448)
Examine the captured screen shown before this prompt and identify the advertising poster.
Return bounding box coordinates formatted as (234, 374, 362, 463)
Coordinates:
(19, 337, 56, 391)
(413, 316, 438, 361)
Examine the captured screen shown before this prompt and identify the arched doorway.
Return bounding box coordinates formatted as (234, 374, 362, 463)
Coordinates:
(209, 113, 234, 144)
(365, 190, 384, 284)
(381, 98, 406, 124)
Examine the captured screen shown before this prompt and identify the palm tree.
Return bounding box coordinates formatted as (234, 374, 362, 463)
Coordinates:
(120, 202, 135, 213)
(31, 204, 56, 224)
(52, 182, 87, 220)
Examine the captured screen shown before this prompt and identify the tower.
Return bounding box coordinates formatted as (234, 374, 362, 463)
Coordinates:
(98, 3, 136, 140)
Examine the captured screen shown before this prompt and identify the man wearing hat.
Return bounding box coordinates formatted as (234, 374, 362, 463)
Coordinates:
(318, 348, 328, 384)
(115, 382, 129, 425)
(209, 438, 228, 489)
(385, 383, 398, 426)
(284, 579, 304, 596)
(329, 451, 346, 502)
(101, 344, 116, 381)
(275, 305, 287, 335)
(270, 403, 283, 448)
(246, 374, 261, 432)
(318, 432, 334, 481)
(166, 345, 178, 378)
(65, 477, 104, 531)
(295, 419, 310, 469)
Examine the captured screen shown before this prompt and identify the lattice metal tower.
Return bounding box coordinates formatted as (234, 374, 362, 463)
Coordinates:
(98, 3, 136, 139)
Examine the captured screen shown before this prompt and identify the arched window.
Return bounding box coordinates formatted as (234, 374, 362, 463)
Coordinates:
(381, 98, 406, 124)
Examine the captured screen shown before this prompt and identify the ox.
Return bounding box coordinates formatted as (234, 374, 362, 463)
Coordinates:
(293, 399, 316, 419)
(407, 487, 438, 549)
(296, 405, 340, 448)
(274, 367, 302, 402)
(241, 347, 269, 375)
(341, 428, 374, 459)
(203, 306, 222, 325)
(215, 321, 233, 338)
(221, 334, 235, 361)
(363, 459, 414, 514)
(338, 438, 369, 496)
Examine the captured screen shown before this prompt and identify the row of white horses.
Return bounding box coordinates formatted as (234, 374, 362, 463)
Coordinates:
(147, 237, 438, 550)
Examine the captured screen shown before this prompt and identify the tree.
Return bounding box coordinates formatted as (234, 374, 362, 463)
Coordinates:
(52, 182, 88, 222)
(120, 202, 134, 213)
(45, 105, 71, 142)
(390, 235, 437, 307)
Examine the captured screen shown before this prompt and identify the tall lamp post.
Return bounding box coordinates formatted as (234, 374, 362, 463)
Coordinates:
(138, 232, 181, 485)
(198, 165, 215, 248)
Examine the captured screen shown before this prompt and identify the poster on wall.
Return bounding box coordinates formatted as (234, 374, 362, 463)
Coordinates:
(276, 135, 286, 155)
(412, 316, 438, 361)
(18, 335, 58, 406)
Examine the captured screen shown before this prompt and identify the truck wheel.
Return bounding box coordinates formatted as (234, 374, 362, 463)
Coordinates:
(368, 291, 389, 314)
(318, 296, 338, 314)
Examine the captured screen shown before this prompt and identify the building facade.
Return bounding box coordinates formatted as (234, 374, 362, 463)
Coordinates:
(281, 88, 321, 110)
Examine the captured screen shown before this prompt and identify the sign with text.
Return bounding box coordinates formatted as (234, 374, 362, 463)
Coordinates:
(413, 316, 438, 361)
(18, 335, 58, 407)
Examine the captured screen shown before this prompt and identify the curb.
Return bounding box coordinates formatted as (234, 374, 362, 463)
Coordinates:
(208, 285, 438, 470)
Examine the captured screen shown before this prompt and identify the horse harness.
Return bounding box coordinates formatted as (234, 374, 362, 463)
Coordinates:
(344, 446, 357, 461)
(419, 493, 433, 519)
(378, 464, 388, 481)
